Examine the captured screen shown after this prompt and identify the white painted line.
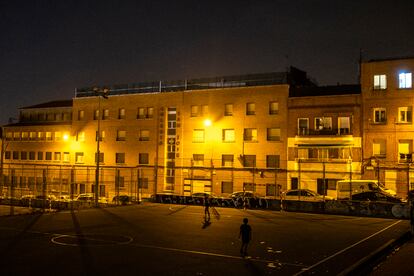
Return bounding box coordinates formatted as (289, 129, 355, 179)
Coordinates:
(293, 220, 403, 275)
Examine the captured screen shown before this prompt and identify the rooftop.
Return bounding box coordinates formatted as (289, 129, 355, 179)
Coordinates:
(20, 100, 73, 109)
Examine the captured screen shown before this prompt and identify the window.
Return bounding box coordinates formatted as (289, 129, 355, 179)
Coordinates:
(221, 181, 233, 193)
(147, 107, 154, 118)
(21, 132, 29, 140)
(77, 131, 85, 142)
(54, 152, 61, 161)
(374, 74, 387, 90)
(243, 182, 255, 192)
(38, 132, 45, 141)
(193, 154, 204, 166)
(192, 129, 205, 143)
(191, 105, 200, 117)
(222, 154, 234, 167)
(116, 153, 125, 164)
(224, 104, 233, 116)
(46, 132, 52, 141)
(37, 152, 43, 160)
(202, 105, 209, 116)
(266, 155, 280, 168)
(269, 101, 279, 115)
(267, 128, 281, 141)
(243, 155, 256, 167)
(246, 103, 255, 115)
(244, 128, 257, 142)
(78, 110, 84, 120)
(399, 72, 412, 89)
(12, 151, 19, 160)
(117, 130, 126, 141)
(46, 152, 52, 160)
(139, 129, 150, 141)
(222, 129, 235, 142)
(398, 107, 412, 123)
(298, 118, 309, 135)
(266, 184, 277, 196)
(138, 178, 149, 189)
(55, 132, 62, 141)
(5, 151, 11, 160)
(118, 108, 125, 119)
(315, 117, 332, 130)
(94, 110, 99, 120)
(137, 107, 154, 119)
(5, 132, 12, 141)
(29, 151, 35, 160)
(20, 152, 27, 160)
(75, 152, 84, 163)
(95, 130, 105, 141)
(373, 139, 386, 157)
(103, 109, 109, 120)
(29, 132, 37, 140)
(139, 153, 149, 165)
(95, 152, 104, 163)
(399, 140, 412, 162)
(13, 132, 20, 140)
(338, 117, 351, 134)
(63, 152, 70, 162)
(373, 108, 386, 124)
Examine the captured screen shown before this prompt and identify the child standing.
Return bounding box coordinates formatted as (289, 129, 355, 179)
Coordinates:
(239, 217, 252, 257)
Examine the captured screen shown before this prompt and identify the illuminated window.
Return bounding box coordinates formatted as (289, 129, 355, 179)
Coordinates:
(298, 118, 309, 135)
(117, 130, 126, 141)
(139, 153, 149, 165)
(338, 117, 351, 134)
(118, 108, 125, 119)
(63, 152, 70, 162)
(54, 152, 61, 161)
(75, 152, 84, 163)
(29, 132, 37, 140)
(315, 117, 332, 130)
(398, 140, 412, 162)
(21, 132, 29, 141)
(96, 130, 105, 141)
(224, 104, 233, 116)
(5, 132, 12, 141)
(243, 155, 256, 167)
(138, 107, 146, 119)
(373, 139, 386, 157)
(222, 129, 235, 142)
(103, 109, 109, 120)
(13, 132, 20, 140)
(221, 155, 234, 167)
(191, 105, 200, 117)
(266, 155, 280, 168)
(374, 74, 387, 90)
(139, 129, 150, 141)
(246, 103, 255, 115)
(77, 131, 85, 142)
(78, 110, 84, 120)
(244, 128, 257, 142)
(116, 153, 125, 164)
(267, 128, 280, 141)
(55, 132, 62, 141)
(94, 110, 99, 120)
(269, 101, 279, 115)
(193, 154, 204, 166)
(192, 129, 205, 143)
(398, 107, 412, 123)
(373, 108, 386, 123)
(399, 72, 412, 89)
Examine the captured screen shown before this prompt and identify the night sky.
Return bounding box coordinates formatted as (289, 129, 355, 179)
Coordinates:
(1, 0, 414, 124)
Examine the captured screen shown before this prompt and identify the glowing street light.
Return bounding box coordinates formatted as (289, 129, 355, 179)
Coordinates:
(204, 119, 212, 127)
(63, 133, 69, 141)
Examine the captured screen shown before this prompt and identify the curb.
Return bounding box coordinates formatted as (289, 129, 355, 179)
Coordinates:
(339, 231, 412, 276)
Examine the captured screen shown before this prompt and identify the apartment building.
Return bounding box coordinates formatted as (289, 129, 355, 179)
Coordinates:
(1, 68, 311, 199)
(361, 56, 414, 197)
(287, 86, 362, 197)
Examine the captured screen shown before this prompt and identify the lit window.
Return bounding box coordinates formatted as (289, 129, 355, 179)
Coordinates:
(269, 101, 279, 115)
(13, 132, 20, 140)
(54, 152, 61, 161)
(63, 152, 70, 162)
(398, 107, 412, 123)
(338, 117, 351, 134)
(55, 132, 62, 141)
(374, 74, 387, 90)
(373, 139, 386, 157)
(21, 132, 29, 141)
(244, 128, 257, 142)
(75, 152, 84, 163)
(246, 103, 255, 115)
(192, 129, 205, 143)
(103, 109, 109, 120)
(5, 132, 12, 141)
(267, 128, 281, 141)
(46, 132, 52, 141)
(298, 118, 309, 135)
(222, 129, 235, 142)
(139, 129, 150, 141)
(398, 140, 412, 163)
(147, 107, 154, 118)
(191, 105, 199, 117)
(38, 132, 45, 141)
(193, 154, 204, 166)
(117, 130, 126, 141)
(29, 132, 37, 140)
(96, 130, 105, 141)
(399, 72, 412, 89)
(78, 110, 84, 120)
(224, 104, 233, 116)
(373, 108, 386, 123)
(77, 131, 85, 142)
(118, 108, 125, 119)
(315, 117, 332, 130)
(94, 110, 99, 120)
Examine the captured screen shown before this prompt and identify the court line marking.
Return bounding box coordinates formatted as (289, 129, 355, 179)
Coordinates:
(293, 219, 403, 275)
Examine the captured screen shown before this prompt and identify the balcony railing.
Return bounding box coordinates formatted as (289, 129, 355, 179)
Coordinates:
(297, 128, 352, 136)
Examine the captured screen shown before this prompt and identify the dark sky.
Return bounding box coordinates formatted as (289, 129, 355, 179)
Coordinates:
(1, 0, 414, 124)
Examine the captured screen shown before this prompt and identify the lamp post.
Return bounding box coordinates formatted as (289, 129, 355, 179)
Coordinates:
(93, 87, 109, 207)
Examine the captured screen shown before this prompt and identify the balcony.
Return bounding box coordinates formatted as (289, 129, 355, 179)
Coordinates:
(297, 128, 352, 136)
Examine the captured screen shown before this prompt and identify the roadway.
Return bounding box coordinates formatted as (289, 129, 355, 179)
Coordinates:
(0, 203, 409, 275)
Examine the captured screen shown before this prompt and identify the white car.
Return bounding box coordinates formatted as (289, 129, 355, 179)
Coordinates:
(282, 189, 334, 201)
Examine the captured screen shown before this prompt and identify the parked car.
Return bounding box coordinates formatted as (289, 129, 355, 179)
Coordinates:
(229, 191, 258, 199)
(350, 191, 403, 203)
(112, 195, 137, 205)
(282, 189, 334, 202)
(35, 194, 57, 201)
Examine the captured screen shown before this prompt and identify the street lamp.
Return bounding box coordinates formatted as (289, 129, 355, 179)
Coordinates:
(93, 87, 109, 207)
